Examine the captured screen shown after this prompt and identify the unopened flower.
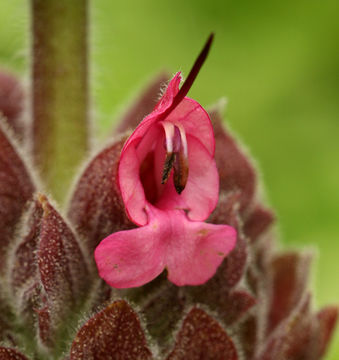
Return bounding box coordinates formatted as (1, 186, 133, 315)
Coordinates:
(95, 36, 237, 288)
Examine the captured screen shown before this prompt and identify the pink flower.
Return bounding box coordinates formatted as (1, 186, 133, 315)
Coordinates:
(95, 36, 237, 288)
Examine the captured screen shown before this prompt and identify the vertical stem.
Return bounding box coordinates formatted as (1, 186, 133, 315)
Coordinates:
(31, 0, 89, 203)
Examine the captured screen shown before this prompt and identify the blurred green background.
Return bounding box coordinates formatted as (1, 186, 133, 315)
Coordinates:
(0, 0, 338, 358)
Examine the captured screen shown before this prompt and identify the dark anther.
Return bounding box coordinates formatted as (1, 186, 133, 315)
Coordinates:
(161, 152, 175, 184)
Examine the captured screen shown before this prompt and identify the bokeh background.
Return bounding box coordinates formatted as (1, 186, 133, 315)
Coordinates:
(0, 0, 338, 358)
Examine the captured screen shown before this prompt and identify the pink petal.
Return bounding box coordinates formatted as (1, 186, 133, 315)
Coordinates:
(123, 73, 181, 151)
(118, 74, 181, 226)
(94, 216, 166, 288)
(115, 71, 170, 134)
(119, 115, 218, 224)
(154, 72, 181, 112)
(167, 97, 215, 156)
(95, 206, 236, 288)
(123, 74, 214, 158)
(118, 138, 148, 226)
(165, 214, 237, 286)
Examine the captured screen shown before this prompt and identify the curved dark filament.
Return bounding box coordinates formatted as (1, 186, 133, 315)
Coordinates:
(159, 33, 214, 122)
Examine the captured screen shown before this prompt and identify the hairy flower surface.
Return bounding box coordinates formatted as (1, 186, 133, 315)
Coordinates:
(95, 72, 237, 288)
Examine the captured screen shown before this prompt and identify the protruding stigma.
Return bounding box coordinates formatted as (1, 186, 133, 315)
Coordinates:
(159, 33, 214, 121)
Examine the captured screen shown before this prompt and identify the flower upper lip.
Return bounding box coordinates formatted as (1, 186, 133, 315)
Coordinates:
(118, 72, 218, 226)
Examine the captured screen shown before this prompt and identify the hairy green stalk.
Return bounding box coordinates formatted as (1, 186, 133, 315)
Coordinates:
(31, 0, 89, 203)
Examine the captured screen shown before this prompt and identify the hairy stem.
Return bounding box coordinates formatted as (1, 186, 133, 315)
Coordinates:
(31, 0, 89, 203)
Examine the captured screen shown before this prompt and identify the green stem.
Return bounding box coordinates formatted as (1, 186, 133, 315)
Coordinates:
(31, 0, 89, 203)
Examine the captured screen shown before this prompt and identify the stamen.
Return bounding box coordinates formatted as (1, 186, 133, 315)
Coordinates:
(161, 152, 175, 184)
(175, 123, 188, 158)
(161, 121, 175, 153)
(173, 124, 189, 193)
(161, 121, 175, 184)
(160, 122, 189, 193)
(173, 151, 189, 194)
